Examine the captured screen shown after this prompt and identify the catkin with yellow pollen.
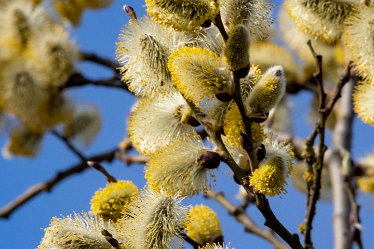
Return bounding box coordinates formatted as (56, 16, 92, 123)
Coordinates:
(245, 66, 286, 120)
(128, 92, 198, 156)
(145, 138, 217, 197)
(38, 212, 120, 249)
(353, 80, 374, 126)
(249, 134, 294, 196)
(220, 0, 272, 38)
(120, 189, 186, 249)
(224, 24, 250, 78)
(343, 5, 374, 81)
(184, 205, 223, 245)
(168, 46, 232, 104)
(145, 0, 219, 32)
(90, 180, 138, 222)
(168, 46, 232, 127)
(223, 102, 264, 148)
(116, 17, 187, 97)
(285, 0, 354, 44)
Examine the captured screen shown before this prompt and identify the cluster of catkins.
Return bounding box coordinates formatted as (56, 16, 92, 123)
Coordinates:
(38, 0, 374, 248)
(0, 0, 106, 158)
(39, 0, 297, 248)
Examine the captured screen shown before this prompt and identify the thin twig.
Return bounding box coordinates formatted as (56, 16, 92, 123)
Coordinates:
(0, 149, 117, 219)
(302, 41, 353, 248)
(51, 130, 87, 164)
(303, 41, 327, 249)
(62, 72, 128, 91)
(204, 189, 288, 249)
(179, 232, 201, 249)
(212, 12, 228, 41)
(87, 161, 117, 183)
(81, 51, 120, 70)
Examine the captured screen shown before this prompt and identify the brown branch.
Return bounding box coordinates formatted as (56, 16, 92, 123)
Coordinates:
(302, 40, 353, 248)
(252, 191, 303, 249)
(51, 130, 87, 164)
(204, 189, 288, 249)
(62, 72, 128, 91)
(303, 41, 327, 249)
(0, 148, 118, 219)
(212, 12, 228, 41)
(80, 51, 120, 70)
(117, 138, 149, 165)
(179, 232, 202, 249)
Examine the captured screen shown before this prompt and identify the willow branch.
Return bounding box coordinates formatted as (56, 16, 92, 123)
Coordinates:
(303, 41, 353, 248)
(63, 72, 128, 91)
(81, 51, 120, 70)
(179, 233, 201, 249)
(329, 75, 357, 249)
(51, 130, 87, 164)
(0, 148, 118, 219)
(212, 12, 228, 41)
(204, 189, 288, 249)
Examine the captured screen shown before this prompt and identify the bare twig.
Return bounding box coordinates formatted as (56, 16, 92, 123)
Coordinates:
(87, 161, 117, 183)
(118, 154, 149, 165)
(179, 232, 201, 249)
(81, 51, 120, 70)
(51, 130, 87, 164)
(302, 41, 353, 248)
(212, 12, 228, 41)
(204, 189, 288, 249)
(0, 148, 117, 219)
(62, 72, 128, 91)
(117, 138, 149, 165)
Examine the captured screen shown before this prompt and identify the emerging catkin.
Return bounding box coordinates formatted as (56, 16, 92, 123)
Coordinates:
(245, 66, 286, 119)
(224, 24, 250, 78)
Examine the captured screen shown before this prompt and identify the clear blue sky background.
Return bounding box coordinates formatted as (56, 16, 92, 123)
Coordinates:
(1, 1, 374, 248)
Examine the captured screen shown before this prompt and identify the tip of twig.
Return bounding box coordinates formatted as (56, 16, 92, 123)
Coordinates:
(123, 5, 137, 20)
(87, 161, 117, 183)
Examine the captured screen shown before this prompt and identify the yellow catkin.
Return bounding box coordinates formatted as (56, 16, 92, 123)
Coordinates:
(353, 80, 374, 126)
(285, 0, 354, 44)
(185, 205, 223, 245)
(223, 102, 264, 147)
(145, 0, 219, 31)
(90, 180, 138, 222)
(168, 46, 230, 104)
(246, 66, 286, 118)
(249, 156, 287, 196)
(343, 5, 374, 81)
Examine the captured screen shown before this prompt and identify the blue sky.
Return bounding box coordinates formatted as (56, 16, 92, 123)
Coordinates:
(1, 1, 374, 248)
